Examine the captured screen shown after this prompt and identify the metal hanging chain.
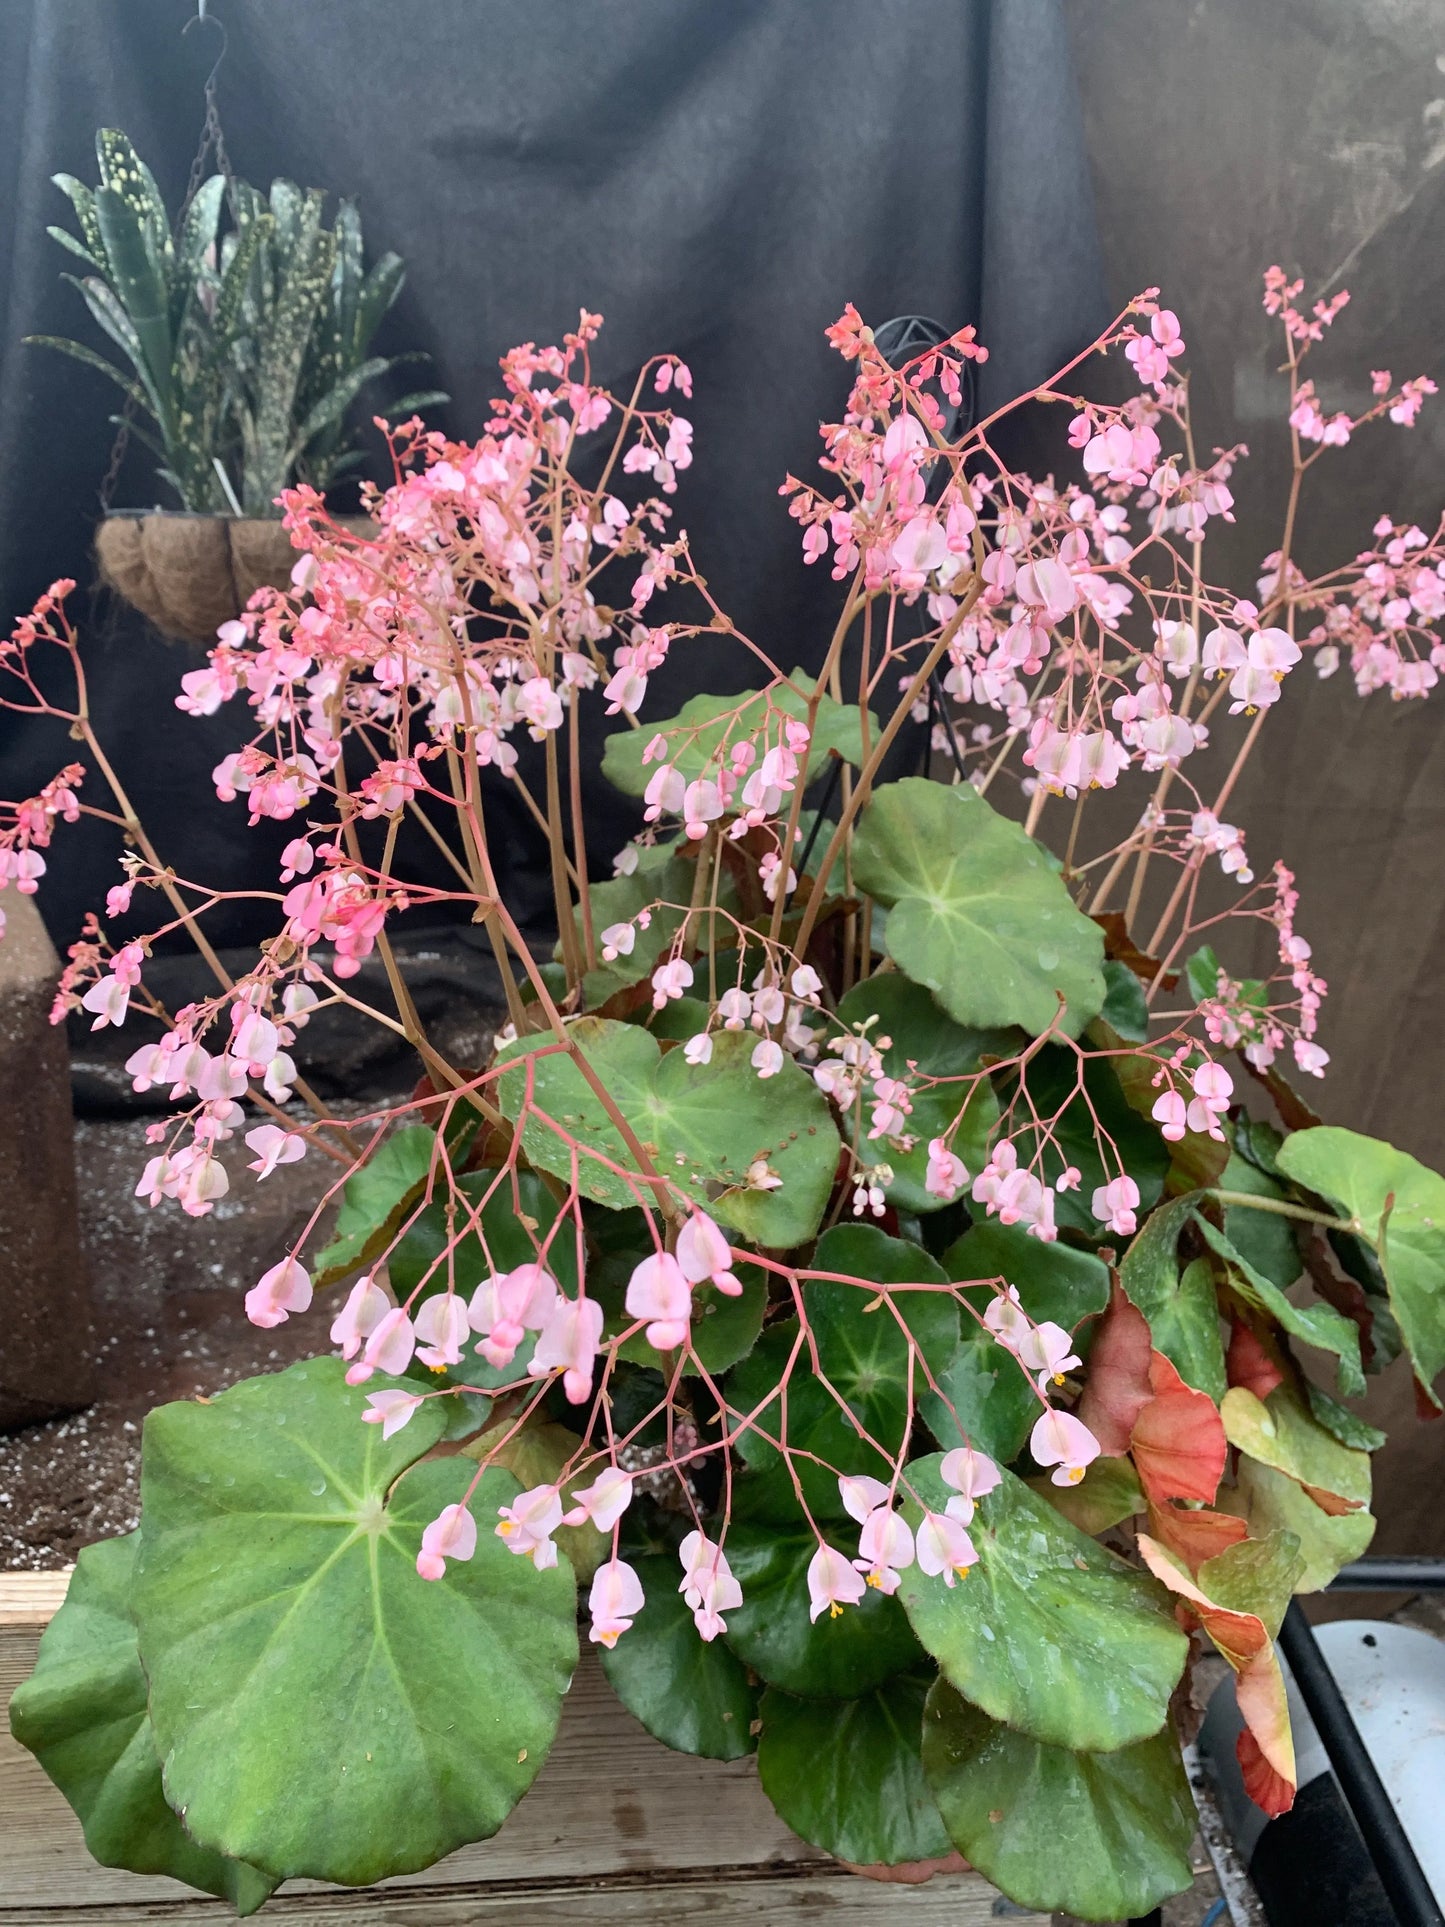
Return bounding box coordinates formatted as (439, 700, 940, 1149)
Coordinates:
(99, 10, 233, 511)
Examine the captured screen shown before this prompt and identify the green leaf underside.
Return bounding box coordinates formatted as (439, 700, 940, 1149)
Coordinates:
(726, 1226, 959, 1516)
(758, 1674, 951, 1865)
(1119, 1193, 1227, 1401)
(496, 1020, 841, 1249)
(850, 778, 1106, 1038)
(1223, 1457, 1376, 1592)
(313, 1124, 438, 1280)
(720, 1520, 926, 1696)
(598, 1555, 758, 1758)
(7, 1534, 275, 1914)
(1276, 1125, 1445, 1398)
(833, 974, 1003, 1214)
(133, 1359, 578, 1886)
(600, 671, 878, 796)
(922, 1678, 1195, 1920)
(898, 1458, 1187, 1752)
(1194, 1214, 1365, 1398)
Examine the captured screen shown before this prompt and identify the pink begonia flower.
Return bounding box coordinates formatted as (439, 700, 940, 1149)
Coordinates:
(838, 1474, 892, 1524)
(916, 1510, 978, 1586)
(528, 1293, 604, 1403)
(682, 1032, 712, 1065)
(676, 1210, 742, 1296)
(245, 1257, 312, 1329)
(1203, 625, 1249, 677)
(717, 987, 752, 1028)
(345, 1305, 416, 1384)
(944, 1441, 1001, 1510)
(417, 1503, 476, 1581)
(468, 1262, 560, 1369)
(1151, 1089, 1188, 1140)
(854, 1507, 916, 1594)
(643, 763, 685, 821)
(414, 1292, 471, 1370)
(81, 974, 130, 1029)
(244, 1123, 306, 1179)
(982, 1284, 1030, 1351)
(751, 983, 785, 1026)
(563, 1466, 634, 1533)
(1191, 1061, 1234, 1112)
(496, 1483, 565, 1567)
(362, 1388, 424, 1439)
(682, 777, 724, 839)
(330, 1275, 391, 1359)
(1030, 1408, 1101, 1486)
(925, 1137, 969, 1201)
(231, 1010, 279, 1071)
(791, 965, 823, 1003)
(599, 921, 635, 961)
(1153, 619, 1198, 678)
(1091, 1174, 1141, 1236)
(806, 1543, 868, 1621)
(751, 1038, 784, 1078)
(624, 1250, 693, 1350)
(651, 957, 694, 1008)
(1056, 1165, 1082, 1192)
(1294, 1039, 1329, 1077)
(1018, 1320, 1082, 1391)
(1015, 556, 1079, 624)
(678, 1529, 743, 1639)
(589, 1557, 646, 1646)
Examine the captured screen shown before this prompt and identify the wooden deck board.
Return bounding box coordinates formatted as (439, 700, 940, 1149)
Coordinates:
(1, 1570, 1045, 1923)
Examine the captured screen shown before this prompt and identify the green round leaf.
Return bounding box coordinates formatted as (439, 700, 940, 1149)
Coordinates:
(1118, 1193, 1226, 1401)
(497, 1019, 841, 1249)
(942, 1219, 1111, 1329)
(922, 1677, 1195, 1920)
(7, 1534, 275, 1915)
(133, 1358, 579, 1886)
(726, 1227, 959, 1516)
(850, 778, 1106, 1038)
(758, 1674, 951, 1865)
(721, 1520, 925, 1696)
(833, 974, 1003, 1213)
(1221, 1384, 1372, 1509)
(1276, 1125, 1445, 1399)
(898, 1458, 1187, 1751)
(1223, 1457, 1375, 1592)
(918, 1327, 1038, 1464)
(599, 1554, 759, 1759)
(313, 1122, 438, 1282)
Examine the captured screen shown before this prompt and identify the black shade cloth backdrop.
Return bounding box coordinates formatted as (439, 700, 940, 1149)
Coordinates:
(0, 0, 1107, 955)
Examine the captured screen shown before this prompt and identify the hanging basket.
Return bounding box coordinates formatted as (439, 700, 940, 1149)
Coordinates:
(94, 509, 373, 644)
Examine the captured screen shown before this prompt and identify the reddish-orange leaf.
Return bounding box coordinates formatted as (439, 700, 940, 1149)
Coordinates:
(1147, 1497, 1248, 1570)
(1226, 1319, 1285, 1398)
(1131, 1351, 1228, 1506)
(1075, 1281, 1153, 1456)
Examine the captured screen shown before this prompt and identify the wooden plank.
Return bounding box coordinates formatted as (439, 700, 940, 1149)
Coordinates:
(1, 1572, 1044, 1924)
(0, 1869, 1036, 1925)
(0, 1569, 71, 1626)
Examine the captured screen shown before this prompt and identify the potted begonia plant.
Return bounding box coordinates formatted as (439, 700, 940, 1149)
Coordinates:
(33, 130, 444, 640)
(5, 272, 1444, 1921)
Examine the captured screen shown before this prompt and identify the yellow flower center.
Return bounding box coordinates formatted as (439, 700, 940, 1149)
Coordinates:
(829, 1600, 845, 1619)
(1064, 1466, 1085, 1484)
